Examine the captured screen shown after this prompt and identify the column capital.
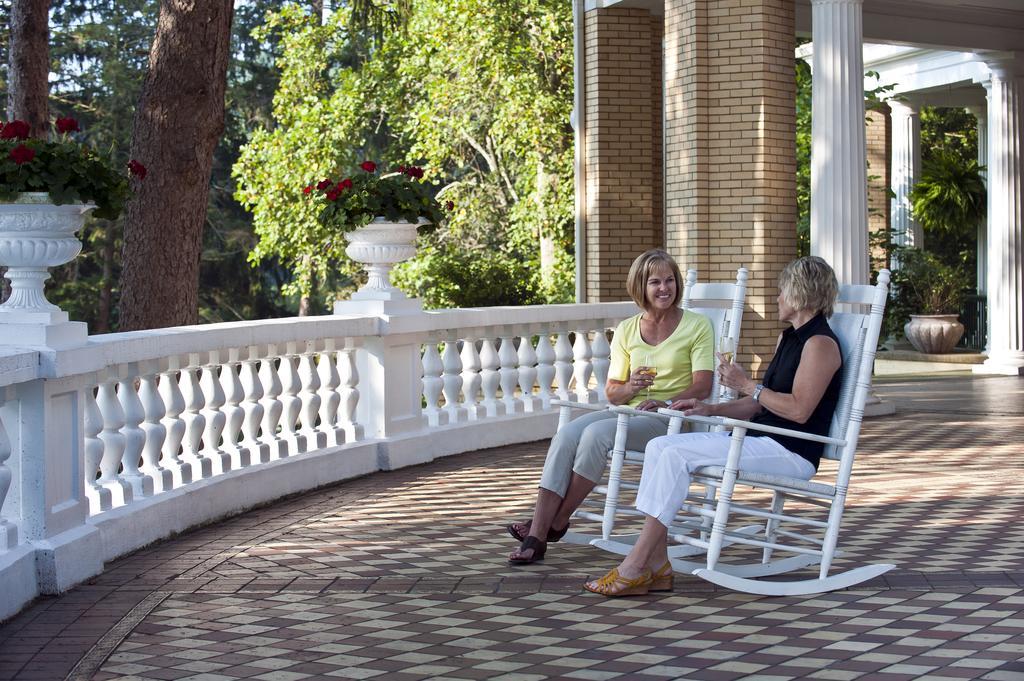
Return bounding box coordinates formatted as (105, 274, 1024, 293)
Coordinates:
(974, 51, 1024, 80)
(887, 99, 919, 117)
(810, 0, 863, 6)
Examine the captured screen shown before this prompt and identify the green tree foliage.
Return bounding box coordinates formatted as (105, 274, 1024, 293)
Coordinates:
(235, 0, 576, 310)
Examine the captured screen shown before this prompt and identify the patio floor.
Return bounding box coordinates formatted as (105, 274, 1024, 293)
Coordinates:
(2, 373, 1023, 681)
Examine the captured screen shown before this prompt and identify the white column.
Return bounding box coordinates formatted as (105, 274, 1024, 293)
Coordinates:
(810, 0, 868, 286)
(889, 100, 923, 250)
(976, 56, 1024, 375)
(968, 103, 990, 354)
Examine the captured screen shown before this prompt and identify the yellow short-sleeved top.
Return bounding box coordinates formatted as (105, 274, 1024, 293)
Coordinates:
(608, 311, 715, 407)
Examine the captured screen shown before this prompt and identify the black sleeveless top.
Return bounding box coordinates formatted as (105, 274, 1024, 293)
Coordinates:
(750, 313, 843, 470)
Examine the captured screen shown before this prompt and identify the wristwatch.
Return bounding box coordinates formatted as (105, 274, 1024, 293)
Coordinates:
(751, 383, 765, 402)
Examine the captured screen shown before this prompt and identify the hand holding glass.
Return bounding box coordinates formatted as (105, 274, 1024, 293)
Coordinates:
(637, 354, 657, 399)
(719, 337, 736, 365)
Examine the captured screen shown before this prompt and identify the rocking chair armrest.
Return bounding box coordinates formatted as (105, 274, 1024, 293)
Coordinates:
(654, 409, 847, 447)
(550, 399, 608, 414)
(717, 417, 847, 447)
(609, 404, 674, 422)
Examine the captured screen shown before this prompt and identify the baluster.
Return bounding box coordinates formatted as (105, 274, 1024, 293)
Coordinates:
(591, 327, 611, 403)
(479, 338, 500, 417)
(96, 378, 132, 507)
(554, 331, 573, 401)
(336, 343, 363, 442)
(240, 346, 270, 463)
(0, 394, 16, 548)
(118, 371, 154, 498)
(179, 356, 212, 480)
(199, 352, 230, 475)
(278, 344, 306, 456)
(422, 339, 444, 426)
(259, 345, 287, 459)
(460, 337, 483, 420)
(220, 349, 250, 470)
(517, 334, 538, 412)
(138, 361, 172, 493)
(317, 339, 343, 446)
(298, 341, 326, 450)
(441, 336, 465, 423)
(572, 329, 595, 403)
(535, 333, 556, 410)
(498, 334, 520, 415)
(158, 357, 191, 487)
(84, 388, 111, 513)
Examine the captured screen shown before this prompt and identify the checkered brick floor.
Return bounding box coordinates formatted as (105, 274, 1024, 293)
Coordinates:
(1, 374, 1023, 681)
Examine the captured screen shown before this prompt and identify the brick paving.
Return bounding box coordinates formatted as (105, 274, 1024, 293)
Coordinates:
(1, 374, 1023, 680)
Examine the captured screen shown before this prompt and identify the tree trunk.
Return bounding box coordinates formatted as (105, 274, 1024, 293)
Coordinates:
(6, 0, 49, 136)
(119, 0, 234, 330)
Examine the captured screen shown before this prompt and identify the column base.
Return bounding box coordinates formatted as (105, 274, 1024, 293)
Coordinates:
(0, 319, 88, 349)
(973, 358, 1024, 376)
(334, 291, 423, 317)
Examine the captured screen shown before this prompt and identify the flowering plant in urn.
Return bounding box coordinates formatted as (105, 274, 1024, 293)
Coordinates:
(305, 161, 445, 235)
(1, 117, 146, 219)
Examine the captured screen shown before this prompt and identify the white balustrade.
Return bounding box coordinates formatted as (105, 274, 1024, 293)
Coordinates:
(460, 337, 483, 420)
(240, 346, 270, 462)
(535, 333, 556, 409)
(179, 357, 212, 480)
(297, 342, 326, 450)
(422, 339, 444, 426)
(336, 344, 362, 442)
(441, 337, 465, 423)
(96, 378, 133, 507)
(317, 340, 344, 446)
(84, 388, 110, 513)
(138, 362, 172, 493)
(118, 373, 154, 498)
(591, 329, 611, 402)
(517, 334, 538, 413)
(220, 350, 251, 470)
(571, 329, 595, 403)
(278, 345, 305, 456)
(498, 335, 520, 415)
(158, 358, 191, 487)
(0, 393, 18, 549)
(259, 346, 287, 460)
(554, 331, 573, 400)
(479, 338, 501, 417)
(199, 354, 230, 475)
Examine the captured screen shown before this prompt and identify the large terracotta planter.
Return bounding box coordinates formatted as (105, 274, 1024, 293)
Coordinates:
(0, 192, 94, 319)
(904, 314, 965, 354)
(344, 217, 425, 294)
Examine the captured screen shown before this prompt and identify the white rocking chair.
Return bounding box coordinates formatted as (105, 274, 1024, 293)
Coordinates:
(592, 270, 894, 596)
(552, 267, 749, 545)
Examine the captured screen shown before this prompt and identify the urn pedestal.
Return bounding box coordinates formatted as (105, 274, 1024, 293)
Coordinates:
(333, 218, 425, 317)
(0, 193, 93, 348)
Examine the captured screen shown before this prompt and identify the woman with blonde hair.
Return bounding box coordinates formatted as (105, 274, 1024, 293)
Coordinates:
(508, 249, 714, 564)
(584, 256, 843, 595)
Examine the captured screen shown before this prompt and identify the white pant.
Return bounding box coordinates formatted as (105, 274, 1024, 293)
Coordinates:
(636, 431, 816, 527)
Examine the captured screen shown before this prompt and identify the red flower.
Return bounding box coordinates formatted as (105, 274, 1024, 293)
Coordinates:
(404, 166, 424, 179)
(303, 185, 313, 195)
(445, 200, 455, 211)
(127, 159, 147, 179)
(360, 160, 377, 172)
(1, 120, 31, 140)
(316, 179, 333, 191)
(396, 165, 406, 173)
(325, 189, 340, 201)
(341, 178, 353, 189)
(9, 144, 35, 165)
(55, 117, 80, 134)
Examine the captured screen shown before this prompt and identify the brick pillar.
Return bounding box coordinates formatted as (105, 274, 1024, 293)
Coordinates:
(583, 8, 661, 301)
(866, 106, 891, 275)
(664, 0, 797, 372)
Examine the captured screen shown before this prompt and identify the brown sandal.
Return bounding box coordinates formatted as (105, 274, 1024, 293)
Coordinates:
(508, 536, 547, 564)
(507, 519, 570, 543)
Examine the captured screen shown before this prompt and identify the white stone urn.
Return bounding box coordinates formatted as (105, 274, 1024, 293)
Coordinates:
(904, 314, 965, 355)
(0, 192, 94, 323)
(344, 217, 426, 295)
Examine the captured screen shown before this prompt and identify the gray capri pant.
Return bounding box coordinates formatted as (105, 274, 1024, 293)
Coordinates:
(538, 409, 670, 497)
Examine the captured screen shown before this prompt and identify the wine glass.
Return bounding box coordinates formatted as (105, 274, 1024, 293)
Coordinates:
(639, 353, 657, 399)
(719, 337, 736, 365)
